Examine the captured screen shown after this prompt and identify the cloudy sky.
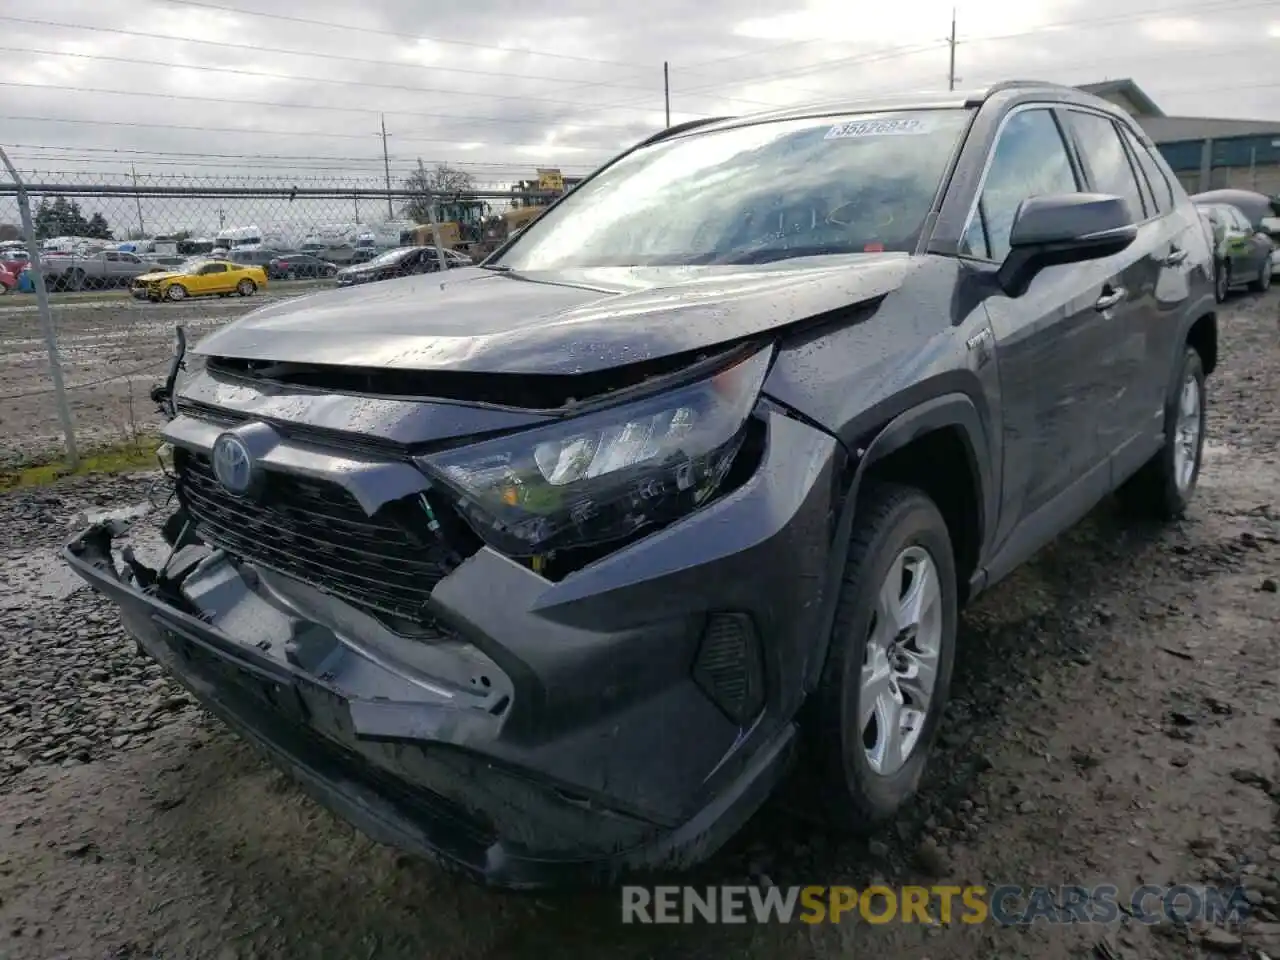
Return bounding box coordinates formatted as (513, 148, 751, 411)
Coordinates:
(1, 0, 1277, 236)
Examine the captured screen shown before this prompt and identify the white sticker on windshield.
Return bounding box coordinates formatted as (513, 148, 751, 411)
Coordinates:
(825, 117, 934, 139)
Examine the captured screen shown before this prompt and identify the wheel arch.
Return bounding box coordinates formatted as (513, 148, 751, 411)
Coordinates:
(803, 392, 995, 692)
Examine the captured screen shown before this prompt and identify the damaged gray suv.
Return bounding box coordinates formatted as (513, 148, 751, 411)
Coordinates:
(67, 81, 1218, 889)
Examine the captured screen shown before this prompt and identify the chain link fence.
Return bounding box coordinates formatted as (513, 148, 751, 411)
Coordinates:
(0, 163, 563, 471)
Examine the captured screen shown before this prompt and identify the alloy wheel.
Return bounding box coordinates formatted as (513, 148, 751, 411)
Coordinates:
(1173, 373, 1202, 493)
(860, 545, 943, 777)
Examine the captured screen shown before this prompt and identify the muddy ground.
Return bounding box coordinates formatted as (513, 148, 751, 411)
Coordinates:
(0, 291, 1277, 960)
(0, 284, 322, 468)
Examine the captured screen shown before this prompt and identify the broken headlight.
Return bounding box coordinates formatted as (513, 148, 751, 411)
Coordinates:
(416, 347, 772, 557)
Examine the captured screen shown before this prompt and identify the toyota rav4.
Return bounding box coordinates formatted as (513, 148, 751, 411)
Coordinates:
(66, 81, 1218, 889)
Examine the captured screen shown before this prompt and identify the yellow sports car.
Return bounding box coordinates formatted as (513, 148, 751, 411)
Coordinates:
(131, 258, 268, 302)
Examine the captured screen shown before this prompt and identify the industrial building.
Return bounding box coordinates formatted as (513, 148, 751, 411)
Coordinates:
(1078, 79, 1280, 196)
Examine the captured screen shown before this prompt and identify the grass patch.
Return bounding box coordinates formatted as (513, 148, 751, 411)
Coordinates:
(0, 436, 162, 491)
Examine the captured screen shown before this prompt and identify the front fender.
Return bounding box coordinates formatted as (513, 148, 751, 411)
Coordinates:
(801, 391, 995, 692)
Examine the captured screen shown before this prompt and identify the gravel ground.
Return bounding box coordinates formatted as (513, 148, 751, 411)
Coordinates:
(0, 291, 1277, 960)
(0, 284, 325, 469)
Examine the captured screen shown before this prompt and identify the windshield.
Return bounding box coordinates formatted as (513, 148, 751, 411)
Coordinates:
(364, 248, 413, 266)
(492, 110, 971, 270)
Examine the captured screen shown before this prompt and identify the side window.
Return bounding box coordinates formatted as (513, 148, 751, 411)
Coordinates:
(103, 252, 120, 262)
(1065, 111, 1147, 222)
(200, 263, 227, 275)
(1120, 126, 1174, 214)
(1230, 208, 1253, 232)
(963, 108, 1079, 262)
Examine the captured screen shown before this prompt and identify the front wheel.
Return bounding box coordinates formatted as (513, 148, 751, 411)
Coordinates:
(237, 279, 257, 296)
(806, 483, 958, 829)
(165, 283, 187, 302)
(1249, 255, 1273, 293)
(1117, 347, 1206, 520)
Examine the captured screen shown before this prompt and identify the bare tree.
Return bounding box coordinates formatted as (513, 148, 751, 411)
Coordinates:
(402, 163, 475, 223)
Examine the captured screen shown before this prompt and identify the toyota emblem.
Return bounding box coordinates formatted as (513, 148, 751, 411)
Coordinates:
(211, 432, 255, 495)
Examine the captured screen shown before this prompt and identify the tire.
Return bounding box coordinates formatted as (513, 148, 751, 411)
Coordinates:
(324, 266, 337, 278)
(806, 483, 958, 829)
(237, 279, 256, 296)
(165, 283, 187, 302)
(1117, 347, 1206, 521)
(1248, 255, 1273, 293)
(285, 271, 296, 281)
(1214, 260, 1229, 303)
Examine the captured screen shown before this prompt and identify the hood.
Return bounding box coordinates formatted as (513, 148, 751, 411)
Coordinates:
(135, 270, 185, 283)
(193, 255, 913, 376)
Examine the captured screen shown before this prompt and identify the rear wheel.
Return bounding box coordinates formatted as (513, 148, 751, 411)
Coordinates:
(1249, 255, 1272, 293)
(165, 283, 187, 302)
(237, 279, 256, 296)
(1118, 347, 1206, 520)
(806, 483, 958, 829)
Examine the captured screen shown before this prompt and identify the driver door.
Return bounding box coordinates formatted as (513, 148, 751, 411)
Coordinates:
(959, 106, 1117, 546)
(195, 262, 229, 292)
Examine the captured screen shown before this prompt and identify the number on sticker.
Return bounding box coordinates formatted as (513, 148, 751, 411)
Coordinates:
(825, 117, 932, 140)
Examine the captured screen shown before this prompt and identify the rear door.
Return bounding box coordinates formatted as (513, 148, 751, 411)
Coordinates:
(958, 105, 1113, 541)
(1059, 108, 1171, 466)
(1231, 206, 1270, 281)
(1113, 120, 1200, 465)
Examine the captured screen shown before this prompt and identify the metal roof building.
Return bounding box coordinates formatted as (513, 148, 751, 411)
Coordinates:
(1076, 79, 1280, 196)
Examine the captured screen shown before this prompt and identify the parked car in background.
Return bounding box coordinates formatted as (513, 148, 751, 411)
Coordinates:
(131, 258, 267, 302)
(2, 251, 28, 276)
(1194, 200, 1274, 301)
(226, 249, 286, 270)
(0, 265, 15, 294)
(68, 81, 1218, 888)
(334, 245, 471, 287)
(39, 249, 164, 291)
(267, 253, 339, 280)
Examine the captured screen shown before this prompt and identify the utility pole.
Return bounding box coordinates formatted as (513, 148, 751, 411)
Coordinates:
(131, 163, 146, 236)
(379, 114, 394, 219)
(947, 8, 958, 91)
(663, 62, 670, 128)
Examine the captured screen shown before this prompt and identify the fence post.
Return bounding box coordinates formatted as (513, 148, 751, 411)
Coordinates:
(425, 193, 450, 275)
(0, 147, 79, 467)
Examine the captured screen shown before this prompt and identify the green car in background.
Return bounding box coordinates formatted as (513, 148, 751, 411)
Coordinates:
(1191, 192, 1277, 302)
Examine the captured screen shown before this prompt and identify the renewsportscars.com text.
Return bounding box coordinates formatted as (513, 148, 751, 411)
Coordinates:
(620, 884, 1250, 926)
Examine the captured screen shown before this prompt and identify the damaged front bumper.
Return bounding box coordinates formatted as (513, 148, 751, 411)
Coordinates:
(63, 509, 804, 889)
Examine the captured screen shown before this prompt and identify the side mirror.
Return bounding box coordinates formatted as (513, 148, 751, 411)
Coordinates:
(997, 193, 1137, 298)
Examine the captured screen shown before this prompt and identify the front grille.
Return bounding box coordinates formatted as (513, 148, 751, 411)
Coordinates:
(176, 449, 461, 623)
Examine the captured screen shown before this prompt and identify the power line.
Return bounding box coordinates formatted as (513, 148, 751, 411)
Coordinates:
(6, 16, 756, 112)
(653, 0, 1271, 100)
(0, 78, 672, 126)
(0, 114, 618, 152)
(4, 143, 599, 170)
(3, 38, 752, 116)
(152, 0, 653, 69)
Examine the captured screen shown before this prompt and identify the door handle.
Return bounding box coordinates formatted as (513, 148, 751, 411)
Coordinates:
(1164, 248, 1188, 266)
(1095, 287, 1127, 311)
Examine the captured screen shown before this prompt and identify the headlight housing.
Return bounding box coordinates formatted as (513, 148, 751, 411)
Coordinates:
(416, 346, 772, 557)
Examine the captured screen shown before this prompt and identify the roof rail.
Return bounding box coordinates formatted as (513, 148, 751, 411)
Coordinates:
(637, 117, 732, 148)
